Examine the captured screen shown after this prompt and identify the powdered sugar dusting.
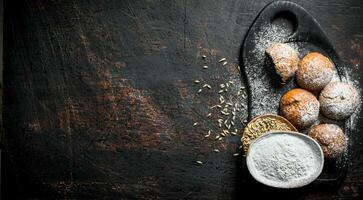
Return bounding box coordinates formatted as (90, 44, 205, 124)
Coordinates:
(320, 81, 360, 120)
(339, 65, 362, 130)
(245, 22, 295, 118)
(300, 100, 320, 126)
(252, 23, 292, 59)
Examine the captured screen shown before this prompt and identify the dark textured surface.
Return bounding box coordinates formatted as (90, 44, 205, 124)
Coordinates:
(2, 0, 363, 199)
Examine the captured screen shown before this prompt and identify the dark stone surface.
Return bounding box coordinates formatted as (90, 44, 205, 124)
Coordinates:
(2, 0, 363, 199)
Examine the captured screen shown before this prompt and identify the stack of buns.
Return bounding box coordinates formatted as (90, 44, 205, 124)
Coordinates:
(266, 43, 359, 159)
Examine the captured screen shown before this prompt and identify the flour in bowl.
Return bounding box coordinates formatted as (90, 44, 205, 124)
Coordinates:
(247, 133, 323, 186)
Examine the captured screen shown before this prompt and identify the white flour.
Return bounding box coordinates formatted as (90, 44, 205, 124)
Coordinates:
(248, 133, 321, 183)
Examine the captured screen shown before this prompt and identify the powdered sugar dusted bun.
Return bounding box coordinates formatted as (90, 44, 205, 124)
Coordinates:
(266, 43, 299, 82)
(280, 89, 320, 129)
(308, 124, 346, 159)
(297, 52, 334, 91)
(319, 81, 359, 120)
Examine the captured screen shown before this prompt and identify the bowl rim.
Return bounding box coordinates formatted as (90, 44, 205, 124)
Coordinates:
(246, 130, 324, 188)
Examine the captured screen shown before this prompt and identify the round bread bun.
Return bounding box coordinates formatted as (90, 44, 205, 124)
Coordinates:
(266, 43, 299, 82)
(320, 81, 359, 120)
(296, 52, 334, 91)
(280, 88, 320, 129)
(308, 124, 346, 159)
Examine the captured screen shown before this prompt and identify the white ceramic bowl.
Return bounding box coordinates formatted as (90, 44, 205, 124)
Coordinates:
(246, 131, 324, 188)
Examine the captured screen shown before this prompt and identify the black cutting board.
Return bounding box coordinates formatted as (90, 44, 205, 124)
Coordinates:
(241, 1, 351, 187)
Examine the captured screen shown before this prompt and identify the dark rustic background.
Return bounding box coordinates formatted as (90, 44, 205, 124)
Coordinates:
(2, 0, 363, 199)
